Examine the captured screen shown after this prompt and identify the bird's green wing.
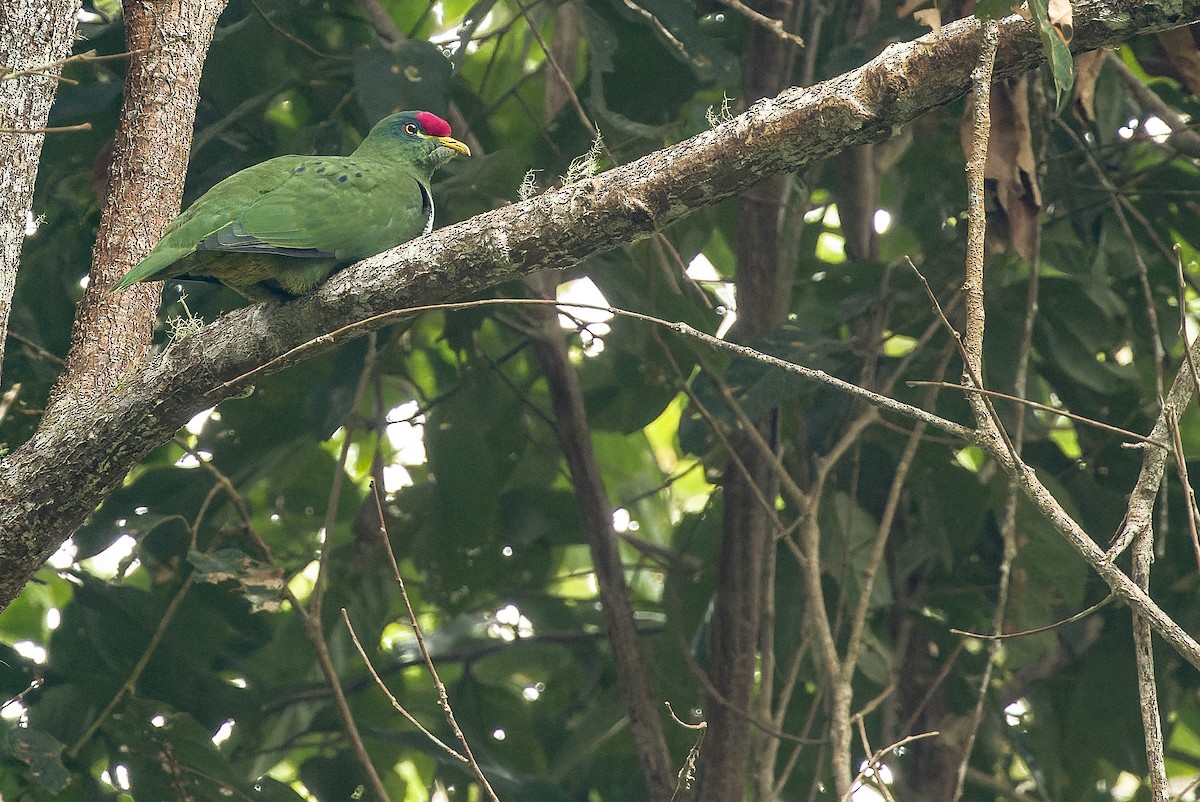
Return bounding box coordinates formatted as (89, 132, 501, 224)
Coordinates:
(231, 158, 432, 261)
(112, 156, 311, 291)
(114, 155, 433, 292)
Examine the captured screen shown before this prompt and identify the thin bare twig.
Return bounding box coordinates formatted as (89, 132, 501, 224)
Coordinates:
(666, 705, 707, 802)
(1167, 415, 1200, 571)
(354, 0, 404, 41)
(666, 585, 819, 746)
(289, 582, 392, 800)
(368, 483, 502, 802)
(899, 641, 965, 739)
(1107, 329, 1200, 562)
(247, 0, 347, 59)
(66, 574, 196, 759)
(620, 0, 705, 65)
(907, 381, 1165, 448)
(64, 437, 260, 759)
(204, 396, 391, 802)
(192, 295, 1200, 670)
(903, 256, 1018, 459)
(843, 730, 940, 802)
(1173, 247, 1200, 569)
(0, 122, 91, 134)
(713, 0, 805, 46)
(208, 297, 975, 448)
(340, 608, 469, 765)
(833, 346, 953, 781)
(511, 0, 602, 142)
(961, 24, 997, 382)
(851, 718, 899, 802)
(851, 681, 897, 723)
(289, 335, 394, 801)
(1134, 503, 1170, 800)
(6, 330, 64, 365)
(2, 46, 150, 95)
(950, 594, 1114, 640)
(312, 333, 377, 613)
(1170, 772, 1200, 802)
(687, 360, 794, 517)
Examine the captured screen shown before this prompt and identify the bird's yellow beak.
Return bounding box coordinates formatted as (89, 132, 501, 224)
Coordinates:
(434, 135, 471, 156)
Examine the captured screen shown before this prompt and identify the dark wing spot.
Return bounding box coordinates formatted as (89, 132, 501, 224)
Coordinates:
(316, 167, 326, 174)
(294, 166, 306, 173)
(338, 175, 348, 182)
(355, 172, 363, 178)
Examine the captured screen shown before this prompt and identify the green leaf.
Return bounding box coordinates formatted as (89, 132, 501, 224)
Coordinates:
(353, 40, 454, 123)
(109, 698, 305, 801)
(1029, 0, 1074, 108)
(1, 723, 69, 793)
(818, 492, 892, 612)
(188, 549, 285, 613)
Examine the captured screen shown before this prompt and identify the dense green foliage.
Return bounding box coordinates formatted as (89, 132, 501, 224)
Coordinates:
(6, 1, 1200, 800)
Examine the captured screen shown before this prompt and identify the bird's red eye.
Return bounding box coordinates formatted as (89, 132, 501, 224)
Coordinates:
(403, 123, 419, 135)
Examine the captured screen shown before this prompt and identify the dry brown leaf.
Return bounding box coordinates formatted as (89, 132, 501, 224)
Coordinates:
(1154, 25, 1200, 96)
(1049, 0, 1072, 40)
(959, 75, 1042, 259)
(546, 1, 583, 125)
(1072, 49, 1107, 122)
(913, 8, 942, 34)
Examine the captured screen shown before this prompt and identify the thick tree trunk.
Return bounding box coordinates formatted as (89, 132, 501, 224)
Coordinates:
(0, 1, 80, 385)
(0, 0, 224, 605)
(49, 0, 229, 411)
(695, 1, 797, 799)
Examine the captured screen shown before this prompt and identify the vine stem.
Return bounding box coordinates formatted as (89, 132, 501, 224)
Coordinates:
(952, 19, 1001, 802)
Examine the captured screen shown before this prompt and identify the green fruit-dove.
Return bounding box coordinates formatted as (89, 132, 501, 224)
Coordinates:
(113, 111, 470, 301)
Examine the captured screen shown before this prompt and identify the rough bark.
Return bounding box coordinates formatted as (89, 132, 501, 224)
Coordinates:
(695, 0, 796, 798)
(49, 0, 228, 412)
(0, 1, 80, 385)
(0, 0, 1196, 612)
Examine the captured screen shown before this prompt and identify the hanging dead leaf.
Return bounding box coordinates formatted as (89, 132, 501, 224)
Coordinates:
(1153, 25, 1200, 96)
(1073, 49, 1107, 122)
(913, 8, 942, 34)
(960, 75, 1042, 259)
(546, 1, 582, 126)
(1049, 0, 1072, 40)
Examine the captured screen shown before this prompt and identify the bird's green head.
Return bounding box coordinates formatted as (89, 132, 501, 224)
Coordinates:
(356, 111, 471, 173)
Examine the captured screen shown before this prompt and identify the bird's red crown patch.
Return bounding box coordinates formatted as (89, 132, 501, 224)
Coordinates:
(415, 112, 452, 138)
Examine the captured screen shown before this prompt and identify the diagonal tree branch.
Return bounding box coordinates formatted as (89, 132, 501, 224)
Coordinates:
(2, 1, 1199, 615)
